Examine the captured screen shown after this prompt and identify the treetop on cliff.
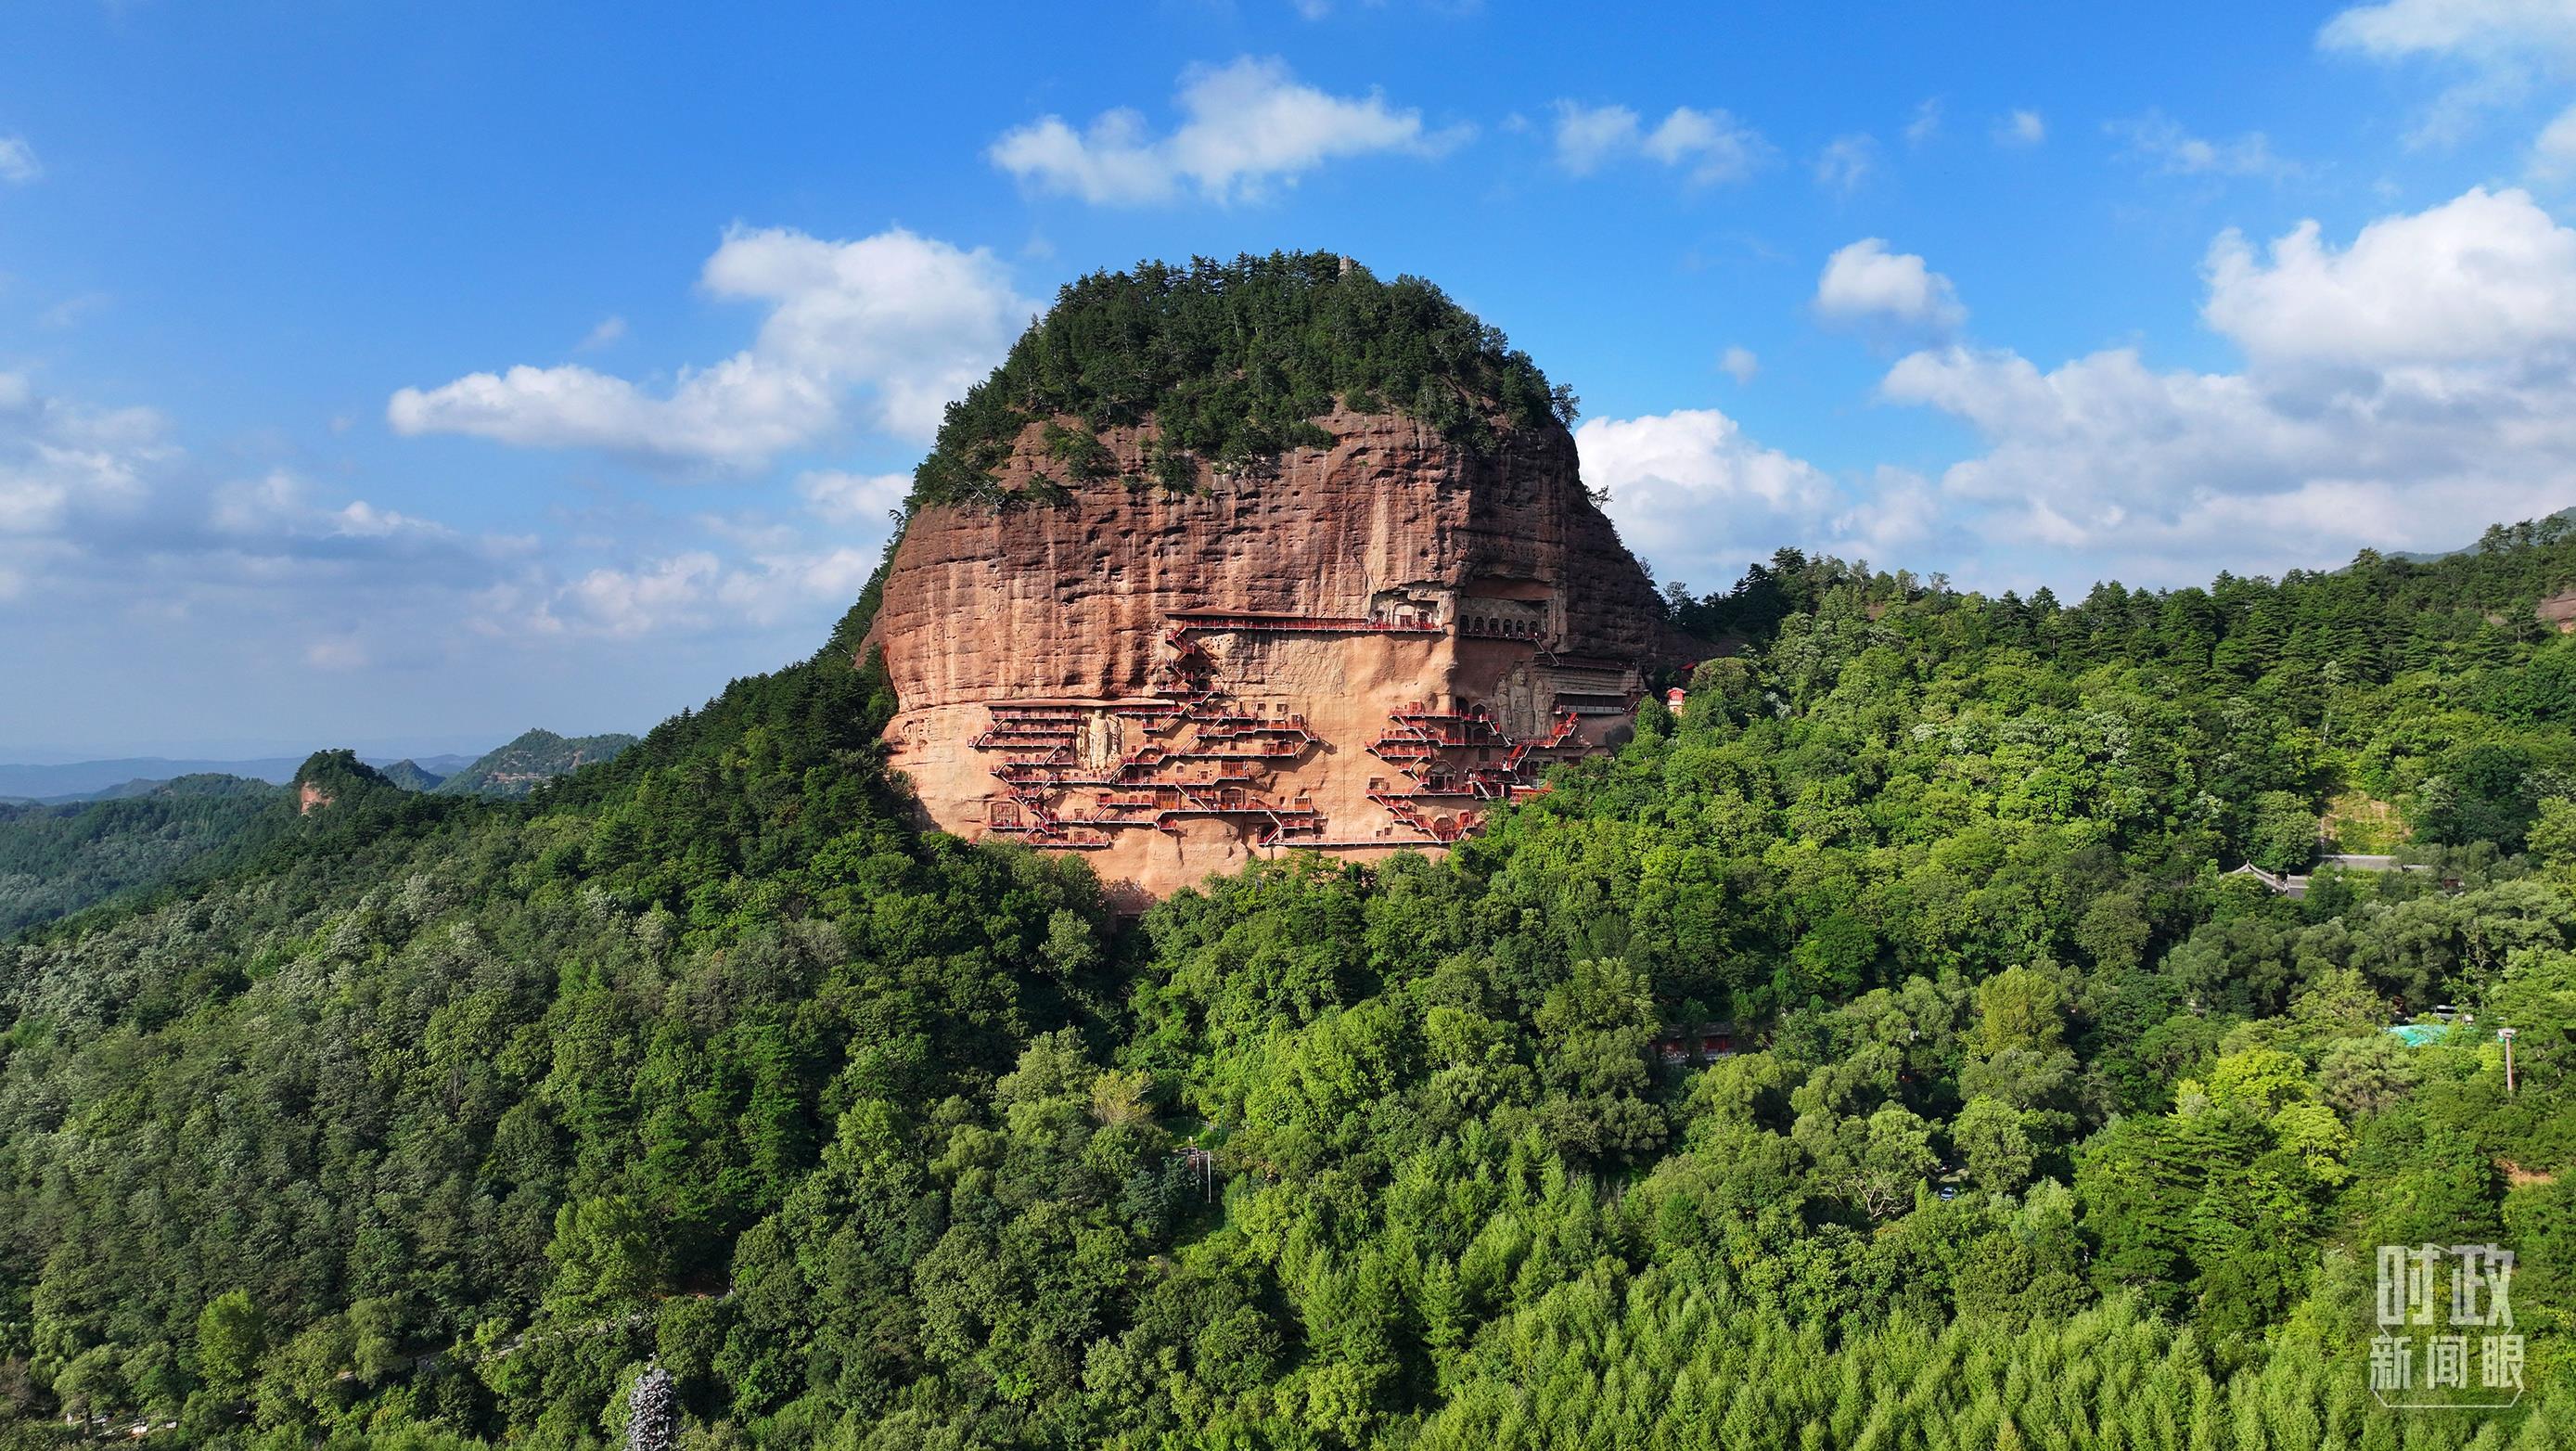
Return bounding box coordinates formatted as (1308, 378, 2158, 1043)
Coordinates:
(911, 250, 1579, 507)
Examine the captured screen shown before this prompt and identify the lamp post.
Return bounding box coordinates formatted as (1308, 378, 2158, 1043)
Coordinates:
(2499, 1027, 2518, 1096)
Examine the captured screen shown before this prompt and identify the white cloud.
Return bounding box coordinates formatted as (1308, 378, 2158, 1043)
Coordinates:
(1719, 345, 1759, 384)
(388, 355, 834, 469)
(718, 546, 881, 623)
(1905, 98, 1943, 148)
(1575, 410, 1942, 588)
(2320, 0, 2576, 148)
(0, 368, 543, 687)
(0, 136, 37, 185)
(1813, 134, 1878, 195)
(1576, 408, 1838, 585)
(1553, 103, 1640, 174)
(210, 469, 456, 546)
(1815, 238, 1967, 338)
(1832, 467, 1943, 561)
(1640, 107, 1767, 183)
(989, 58, 1467, 205)
(1551, 101, 1770, 184)
(577, 315, 627, 351)
(2533, 102, 2576, 173)
(2201, 186, 2576, 366)
(700, 226, 1030, 441)
(0, 363, 904, 759)
(796, 469, 910, 524)
(2320, 0, 2576, 66)
(496, 541, 888, 640)
(532, 552, 724, 638)
(390, 226, 1031, 466)
(0, 371, 167, 535)
(2111, 111, 2296, 177)
(1994, 109, 2046, 147)
(1876, 186, 2576, 584)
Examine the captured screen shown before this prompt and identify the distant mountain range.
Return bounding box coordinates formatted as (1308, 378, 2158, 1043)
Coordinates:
(0, 747, 531, 803)
(0, 729, 642, 937)
(377, 759, 453, 791)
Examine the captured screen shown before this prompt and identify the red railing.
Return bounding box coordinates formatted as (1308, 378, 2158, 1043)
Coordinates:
(1171, 610, 1441, 636)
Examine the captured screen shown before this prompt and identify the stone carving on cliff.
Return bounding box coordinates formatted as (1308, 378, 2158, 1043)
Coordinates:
(865, 405, 1672, 898)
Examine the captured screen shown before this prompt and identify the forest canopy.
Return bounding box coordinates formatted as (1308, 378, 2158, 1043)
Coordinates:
(4, 525, 2576, 1447)
(909, 251, 1578, 507)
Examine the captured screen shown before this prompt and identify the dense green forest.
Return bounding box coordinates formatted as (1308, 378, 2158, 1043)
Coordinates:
(0, 777, 287, 939)
(910, 251, 1578, 507)
(4, 515, 2576, 1448)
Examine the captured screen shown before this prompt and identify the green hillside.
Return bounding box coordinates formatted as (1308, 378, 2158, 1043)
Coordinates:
(379, 760, 450, 792)
(432, 728, 640, 799)
(3, 528, 2574, 1446)
(8, 498, 2576, 1439)
(0, 775, 287, 939)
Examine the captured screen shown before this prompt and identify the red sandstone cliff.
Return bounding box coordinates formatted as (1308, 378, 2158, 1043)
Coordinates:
(865, 404, 1672, 899)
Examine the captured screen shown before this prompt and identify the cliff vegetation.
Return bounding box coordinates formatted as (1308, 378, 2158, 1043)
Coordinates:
(910, 251, 1579, 508)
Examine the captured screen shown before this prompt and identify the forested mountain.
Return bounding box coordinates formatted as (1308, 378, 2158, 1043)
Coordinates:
(5, 523, 2576, 1448)
(433, 730, 641, 800)
(910, 250, 1578, 507)
(0, 776, 287, 939)
(380, 761, 450, 793)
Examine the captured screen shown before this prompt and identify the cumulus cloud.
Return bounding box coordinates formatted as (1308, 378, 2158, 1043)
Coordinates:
(1571, 186, 2576, 596)
(2110, 111, 2297, 177)
(1551, 101, 1770, 184)
(1875, 186, 2576, 584)
(989, 58, 1467, 205)
(527, 553, 721, 638)
(0, 371, 167, 535)
(1719, 346, 1759, 384)
(1573, 409, 1945, 590)
(1993, 109, 2046, 147)
(389, 354, 833, 469)
(390, 226, 1031, 466)
(1576, 408, 1838, 584)
(1815, 238, 1967, 339)
(0, 136, 37, 185)
(2200, 186, 2576, 366)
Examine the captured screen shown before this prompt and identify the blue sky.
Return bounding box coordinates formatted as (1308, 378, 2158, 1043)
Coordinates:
(6, 0, 2576, 755)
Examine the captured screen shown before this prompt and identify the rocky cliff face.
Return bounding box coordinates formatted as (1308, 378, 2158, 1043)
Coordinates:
(866, 404, 1672, 900)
